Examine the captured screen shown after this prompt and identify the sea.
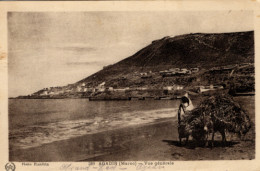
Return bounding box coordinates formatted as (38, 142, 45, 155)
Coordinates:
(9, 99, 180, 150)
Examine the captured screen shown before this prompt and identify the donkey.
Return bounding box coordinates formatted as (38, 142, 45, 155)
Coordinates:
(203, 112, 251, 147)
(203, 115, 228, 147)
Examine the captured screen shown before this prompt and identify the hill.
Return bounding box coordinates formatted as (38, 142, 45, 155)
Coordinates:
(76, 31, 254, 87)
(19, 31, 254, 99)
(116, 31, 254, 68)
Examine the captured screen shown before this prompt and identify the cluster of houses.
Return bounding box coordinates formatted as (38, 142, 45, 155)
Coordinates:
(77, 82, 156, 93)
(38, 79, 188, 96)
(77, 81, 185, 93)
(76, 82, 106, 93)
(139, 68, 199, 79)
(159, 68, 199, 77)
(38, 82, 138, 96)
(76, 82, 130, 93)
(39, 87, 70, 96)
(209, 63, 253, 74)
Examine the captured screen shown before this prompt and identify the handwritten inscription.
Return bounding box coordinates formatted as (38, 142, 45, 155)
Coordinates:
(136, 163, 165, 171)
(59, 161, 173, 171)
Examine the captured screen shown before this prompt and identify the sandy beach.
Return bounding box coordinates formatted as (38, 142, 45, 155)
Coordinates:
(10, 96, 255, 161)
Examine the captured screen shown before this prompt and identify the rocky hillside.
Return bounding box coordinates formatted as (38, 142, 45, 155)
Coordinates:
(78, 31, 254, 86)
(116, 31, 254, 68)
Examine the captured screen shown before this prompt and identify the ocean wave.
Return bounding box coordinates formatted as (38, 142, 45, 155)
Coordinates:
(9, 108, 178, 150)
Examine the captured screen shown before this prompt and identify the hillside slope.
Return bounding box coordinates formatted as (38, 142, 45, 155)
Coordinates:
(116, 31, 254, 68)
(79, 31, 254, 86)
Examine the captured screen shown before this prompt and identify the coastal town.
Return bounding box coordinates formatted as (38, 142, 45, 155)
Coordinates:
(17, 62, 254, 100)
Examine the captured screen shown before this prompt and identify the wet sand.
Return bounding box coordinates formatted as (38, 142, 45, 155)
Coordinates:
(10, 96, 255, 161)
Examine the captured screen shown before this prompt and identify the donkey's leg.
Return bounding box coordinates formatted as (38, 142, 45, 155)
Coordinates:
(211, 131, 215, 148)
(220, 130, 227, 147)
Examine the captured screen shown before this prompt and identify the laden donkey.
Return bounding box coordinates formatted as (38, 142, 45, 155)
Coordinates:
(203, 109, 251, 147)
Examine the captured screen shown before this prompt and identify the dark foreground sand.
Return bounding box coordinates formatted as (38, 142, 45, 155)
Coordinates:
(10, 96, 255, 161)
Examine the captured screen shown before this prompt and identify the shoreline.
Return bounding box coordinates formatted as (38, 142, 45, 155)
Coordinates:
(9, 106, 179, 151)
(10, 118, 178, 161)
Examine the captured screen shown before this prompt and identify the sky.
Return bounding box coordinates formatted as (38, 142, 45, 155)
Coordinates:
(8, 11, 254, 97)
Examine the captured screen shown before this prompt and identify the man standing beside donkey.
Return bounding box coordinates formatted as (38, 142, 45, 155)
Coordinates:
(177, 92, 194, 145)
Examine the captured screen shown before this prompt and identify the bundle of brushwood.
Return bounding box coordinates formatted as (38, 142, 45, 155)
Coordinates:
(178, 94, 251, 145)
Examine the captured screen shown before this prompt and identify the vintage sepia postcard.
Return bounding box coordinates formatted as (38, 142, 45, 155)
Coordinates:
(0, 1, 260, 171)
